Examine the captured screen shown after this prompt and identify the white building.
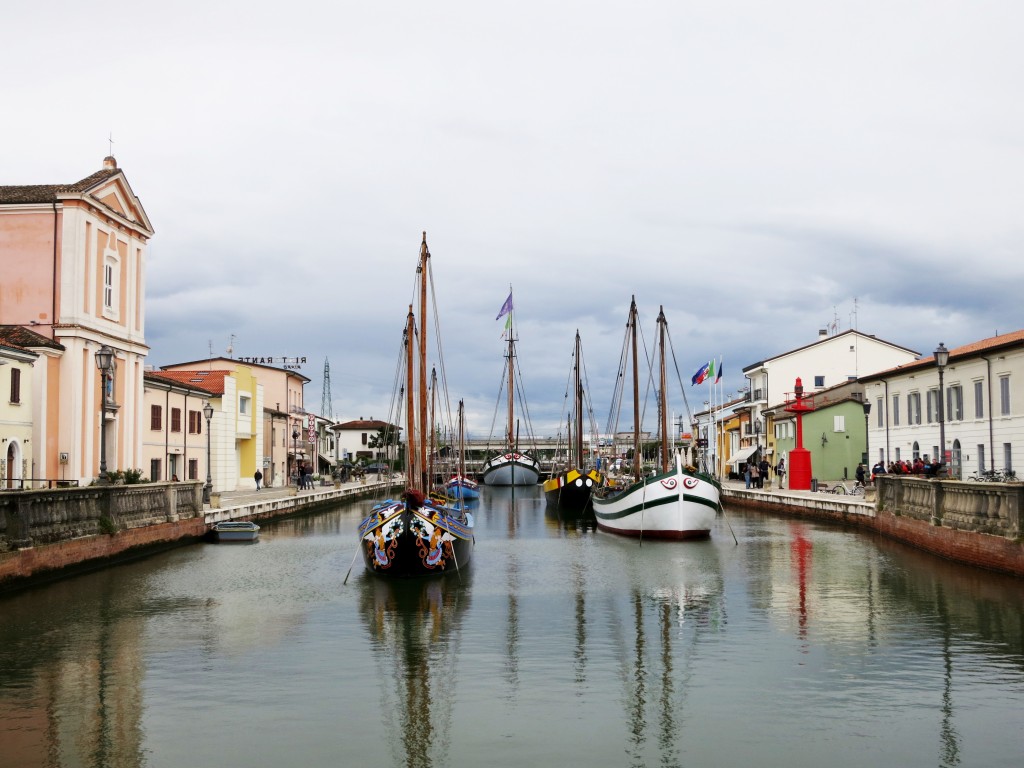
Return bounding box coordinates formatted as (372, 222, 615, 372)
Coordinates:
(860, 330, 1024, 478)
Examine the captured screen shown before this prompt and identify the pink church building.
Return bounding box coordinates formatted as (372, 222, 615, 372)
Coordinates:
(0, 157, 153, 485)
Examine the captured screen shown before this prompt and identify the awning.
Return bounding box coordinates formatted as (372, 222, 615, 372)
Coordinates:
(726, 445, 759, 466)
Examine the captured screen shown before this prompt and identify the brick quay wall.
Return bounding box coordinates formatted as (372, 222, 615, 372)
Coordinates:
(724, 476, 1023, 578)
(3, 477, 1021, 592)
(1, 480, 398, 594)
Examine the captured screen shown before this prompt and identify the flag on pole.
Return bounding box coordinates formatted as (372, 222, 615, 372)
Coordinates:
(706, 359, 715, 381)
(691, 361, 711, 386)
(495, 292, 513, 321)
(715, 358, 723, 384)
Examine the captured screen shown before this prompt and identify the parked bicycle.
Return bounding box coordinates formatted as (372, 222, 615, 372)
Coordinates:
(967, 469, 1018, 482)
(831, 480, 865, 496)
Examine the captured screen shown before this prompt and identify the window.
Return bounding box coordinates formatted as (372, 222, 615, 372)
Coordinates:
(876, 398, 883, 427)
(361, 432, 368, 445)
(1003, 443, 1013, 472)
(907, 392, 921, 425)
(188, 458, 198, 480)
(150, 404, 162, 430)
(9, 367, 20, 404)
(947, 385, 963, 421)
(239, 395, 251, 415)
(814, 376, 825, 388)
(189, 410, 202, 434)
(892, 395, 900, 426)
(171, 407, 182, 433)
(974, 381, 984, 419)
(927, 389, 938, 423)
(104, 263, 114, 309)
(999, 376, 1011, 416)
(150, 458, 161, 481)
(977, 444, 986, 473)
(833, 415, 846, 432)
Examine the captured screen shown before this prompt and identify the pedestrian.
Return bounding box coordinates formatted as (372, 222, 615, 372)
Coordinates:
(776, 458, 786, 487)
(749, 461, 760, 489)
(303, 465, 312, 489)
(744, 461, 752, 489)
(855, 463, 866, 487)
(759, 457, 770, 489)
(254, 469, 262, 490)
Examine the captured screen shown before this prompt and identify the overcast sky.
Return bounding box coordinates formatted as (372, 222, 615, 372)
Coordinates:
(6, 1, 1023, 438)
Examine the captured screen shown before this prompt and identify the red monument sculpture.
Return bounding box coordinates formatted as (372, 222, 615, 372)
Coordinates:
(784, 377, 814, 491)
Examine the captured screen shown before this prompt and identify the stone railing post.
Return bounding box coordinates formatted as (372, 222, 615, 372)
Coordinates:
(931, 479, 945, 526)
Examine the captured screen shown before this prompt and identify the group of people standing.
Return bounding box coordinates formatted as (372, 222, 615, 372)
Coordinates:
(744, 457, 786, 489)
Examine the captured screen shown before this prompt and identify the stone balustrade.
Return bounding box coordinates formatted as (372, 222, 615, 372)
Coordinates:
(1, 482, 204, 551)
(876, 475, 1021, 538)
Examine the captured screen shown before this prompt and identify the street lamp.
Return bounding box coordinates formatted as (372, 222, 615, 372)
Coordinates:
(94, 345, 115, 482)
(203, 401, 214, 504)
(292, 428, 300, 485)
(862, 399, 872, 467)
(935, 342, 949, 469)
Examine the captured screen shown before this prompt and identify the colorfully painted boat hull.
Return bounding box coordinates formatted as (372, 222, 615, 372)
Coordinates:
(543, 468, 603, 513)
(358, 499, 474, 578)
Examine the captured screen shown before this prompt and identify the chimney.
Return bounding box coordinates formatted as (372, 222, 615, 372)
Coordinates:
(103, 156, 117, 170)
(818, 329, 828, 339)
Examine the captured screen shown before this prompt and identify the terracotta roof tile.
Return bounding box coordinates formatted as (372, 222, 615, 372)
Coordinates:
(0, 169, 119, 204)
(859, 330, 1024, 381)
(0, 325, 65, 350)
(145, 369, 230, 395)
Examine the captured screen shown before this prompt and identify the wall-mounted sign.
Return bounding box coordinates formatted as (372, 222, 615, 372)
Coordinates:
(59, 452, 69, 464)
(236, 356, 307, 370)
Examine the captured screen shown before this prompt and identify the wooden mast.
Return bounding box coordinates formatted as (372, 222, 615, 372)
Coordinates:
(573, 330, 583, 471)
(658, 306, 669, 474)
(418, 233, 430, 490)
(629, 297, 641, 485)
(404, 306, 416, 491)
(506, 302, 515, 450)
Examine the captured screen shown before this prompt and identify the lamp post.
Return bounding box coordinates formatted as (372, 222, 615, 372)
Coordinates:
(862, 400, 872, 467)
(292, 428, 300, 485)
(94, 345, 115, 482)
(203, 401, 214, 504)
(935, 342, 949, 469)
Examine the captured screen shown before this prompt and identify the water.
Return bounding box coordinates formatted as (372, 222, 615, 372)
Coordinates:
(2, 485, 1022, 768)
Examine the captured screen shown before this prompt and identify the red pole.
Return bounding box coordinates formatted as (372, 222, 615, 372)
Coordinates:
(786, 377, 813, 491)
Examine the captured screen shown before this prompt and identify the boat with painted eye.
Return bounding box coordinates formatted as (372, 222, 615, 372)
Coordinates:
(591, 298, 721, 539)
(543, 330, 604, 514)
(213, 520, 260, 542)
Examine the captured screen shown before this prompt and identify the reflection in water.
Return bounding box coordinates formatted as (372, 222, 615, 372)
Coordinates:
(1, 493, 1024, 767)
(358, 575, 471, 768)
(600, 536, 726, 768)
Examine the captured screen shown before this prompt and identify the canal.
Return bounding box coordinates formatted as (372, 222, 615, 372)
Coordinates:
(1, 485, 1022, 767)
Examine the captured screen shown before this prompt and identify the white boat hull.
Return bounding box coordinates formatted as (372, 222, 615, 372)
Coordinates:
(592, 464, 719, 539)
(213, 521, 260, 542)
(481, 452, 540, 486)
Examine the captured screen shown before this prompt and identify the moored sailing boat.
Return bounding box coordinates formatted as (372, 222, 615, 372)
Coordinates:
(543, 330, 603, 512)
(481, 288, 541, 486)
(356, 233, 474, 577)
(591, 297, 721, 539)
(445, 400, 480, 502)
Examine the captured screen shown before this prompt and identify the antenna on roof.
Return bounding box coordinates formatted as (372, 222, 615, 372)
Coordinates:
(321, 358, 333, 420)
(208, 339, 213, 359)
(227, 334, 235, 358)
(108, 132, 114, 157)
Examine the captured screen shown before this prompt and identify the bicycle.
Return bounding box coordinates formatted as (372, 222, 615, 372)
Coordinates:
(967, 469, 1016, 482)
(831, 480, 865, 496)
